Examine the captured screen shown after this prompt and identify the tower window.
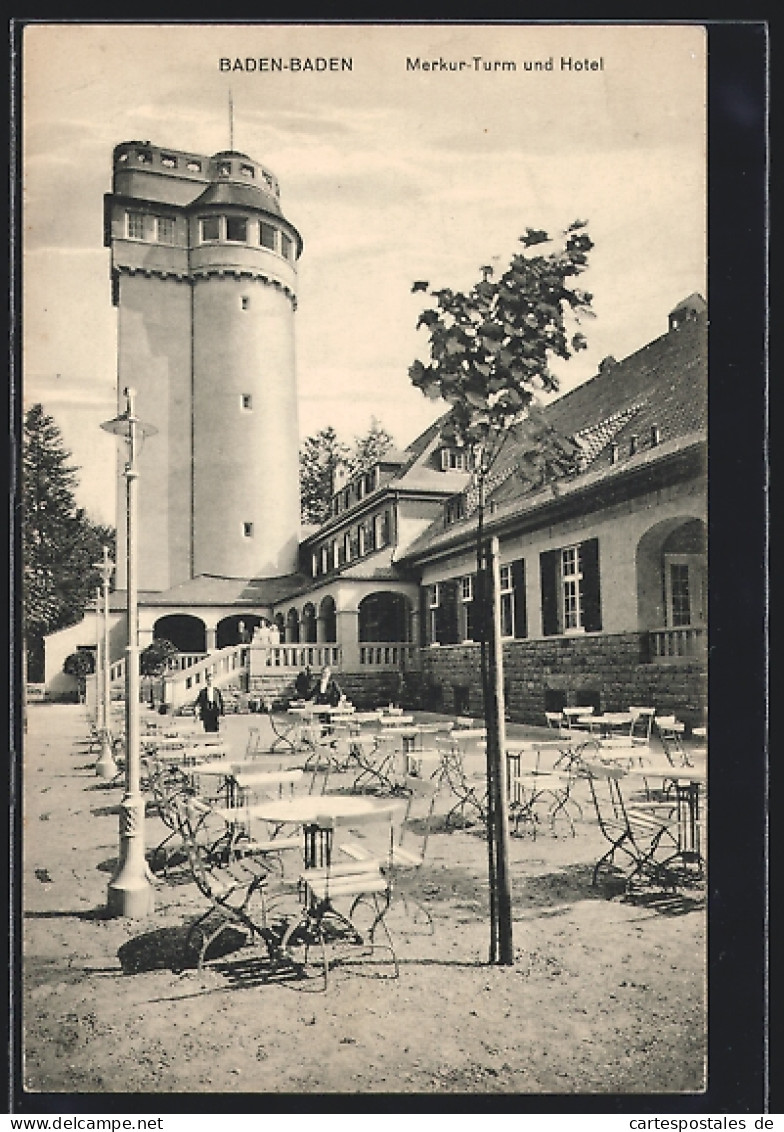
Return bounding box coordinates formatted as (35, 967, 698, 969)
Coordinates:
(186, 159, 202, 172)
(225, 216, 247, 242)
(239, 163, 255, 178)
(243, 522, 254, 538)
(281, 233, 293, 260)
(160, 153, 178, 169)
(241, 393, 252, 410)
(199, 216, 220, 242)
(136, 149, 152, 164)
(218, 161, 232, 177)
(260, 222, 277, 250)
(126, 211, 146, 240)
(156, 216, 175, 243)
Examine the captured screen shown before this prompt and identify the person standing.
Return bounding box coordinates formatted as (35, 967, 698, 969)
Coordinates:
(294, 665, 312, 700)
(195, 672, 224, 733)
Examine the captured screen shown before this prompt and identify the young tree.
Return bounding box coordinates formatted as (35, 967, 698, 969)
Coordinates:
(23, 404, 115, 681)
(409, 222, 594, 964)
(63, 648, 95, 702)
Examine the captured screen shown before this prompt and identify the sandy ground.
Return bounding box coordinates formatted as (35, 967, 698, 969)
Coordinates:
(19, 703, 707, 1101)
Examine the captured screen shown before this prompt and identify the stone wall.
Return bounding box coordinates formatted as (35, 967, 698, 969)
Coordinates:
(420, 634, 707, 729)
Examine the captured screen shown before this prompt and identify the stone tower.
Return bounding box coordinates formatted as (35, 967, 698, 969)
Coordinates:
(104, 140, 303, 590)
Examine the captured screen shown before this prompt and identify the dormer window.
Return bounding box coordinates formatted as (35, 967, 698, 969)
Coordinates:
(440, 447, 471, 472)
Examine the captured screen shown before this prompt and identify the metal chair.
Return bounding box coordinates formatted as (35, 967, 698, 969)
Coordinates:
(576, 759, 682, 894)
(655, 716, 691, 766)
(174, 797, 283, 970)
(280, 806, 401, 990)
(340, 774, 438, 933)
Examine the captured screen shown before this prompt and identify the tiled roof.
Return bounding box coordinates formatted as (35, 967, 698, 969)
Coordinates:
(114, 572, 313, 610)
(396, 299, 707, 558)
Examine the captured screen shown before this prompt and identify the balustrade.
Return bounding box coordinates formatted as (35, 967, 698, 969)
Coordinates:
(649, 626, 706, 661)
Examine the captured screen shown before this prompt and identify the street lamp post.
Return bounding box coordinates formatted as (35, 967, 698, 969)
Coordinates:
(94, 547, 118, 779)
(101, 387, 157, 918)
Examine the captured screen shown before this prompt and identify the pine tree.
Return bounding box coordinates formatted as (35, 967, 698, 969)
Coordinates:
(23, 404, 114, 681)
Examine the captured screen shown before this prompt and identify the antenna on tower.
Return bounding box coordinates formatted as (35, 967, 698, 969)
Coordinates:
(228, 88, 234, 151)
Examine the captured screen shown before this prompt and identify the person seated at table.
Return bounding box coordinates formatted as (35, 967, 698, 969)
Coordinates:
(310, 665, 343, 725)
(294, 665, 313, 701)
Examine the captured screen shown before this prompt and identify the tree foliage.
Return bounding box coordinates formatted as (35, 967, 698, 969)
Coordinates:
(409, 221, 594, 480)
(299, 419, 396, 525)
(23, 404, 115, 681)
(140, 638, 179, 677)
(299, 426, 350, 525)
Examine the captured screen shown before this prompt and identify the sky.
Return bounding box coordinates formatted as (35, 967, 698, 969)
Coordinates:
(21, 22, 707, 526)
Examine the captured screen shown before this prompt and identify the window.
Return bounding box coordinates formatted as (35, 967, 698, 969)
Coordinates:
(225, 216, 247, 242)
(136, 149, 152, 164)
(243, 522, 254, 538)
(428, 584, 440, 645)
(239, 163, 255, 178)
(240, 297, 250, 311)
(156, 216, 175, 243)
(199, 216, 220, 242)
(320, 545, 330, 574)
(343, 532, 352, 564)
(374, 510, 390, 549)
(241, 393, 252, 410)
(281, 233, 293, 260)
(260, 222, 277, 250)
(664, 554, 705, 627)
(561, 546, 583, 631)
(186, 159, 202, 173)
(311, 553, 318, 578)
(349, 527, 360, 561)
(218, 161, 232, 177)
(445, 494, 466, 527)
(540, 539, 601, 636)
(126, 211, 145, 240)
(359, 517, 375, 556)
(160, 153, 178, 169)
(440, 447, 471, 472)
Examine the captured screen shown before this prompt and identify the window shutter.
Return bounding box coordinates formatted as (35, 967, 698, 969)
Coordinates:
(540, 550, 559, 636)
(437, 580, 460, 645)
(419, 587, 430, 646)
(512, 558, 527, 638)
(580, 538, 602, 632)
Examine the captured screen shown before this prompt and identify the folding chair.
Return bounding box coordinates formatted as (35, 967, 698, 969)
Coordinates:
(628, 706, 655, 746)
(174, 797, 283, 970)
(577, 760, 681, 893)
(340, 775, 438, 933)
(280, 806, 401, 990)
(506, 744, 578, 838)
(655, 716, 691, 767)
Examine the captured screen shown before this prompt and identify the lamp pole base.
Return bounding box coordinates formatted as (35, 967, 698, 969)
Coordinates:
(95, 732, 119, 780)
(106, 794, 155, 918)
